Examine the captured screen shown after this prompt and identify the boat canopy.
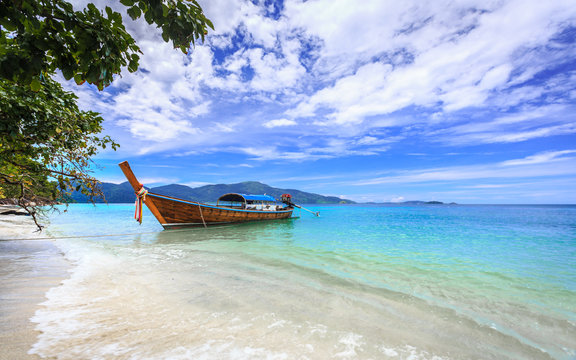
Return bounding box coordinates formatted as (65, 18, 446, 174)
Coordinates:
(218, 193, 277, 203)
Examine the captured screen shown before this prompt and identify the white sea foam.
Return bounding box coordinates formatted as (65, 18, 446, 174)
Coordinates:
(377, 344, 449, 360)
(334, 333, 364, 358)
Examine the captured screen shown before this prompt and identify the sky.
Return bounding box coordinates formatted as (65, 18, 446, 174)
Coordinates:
(65, 0, 576, 204)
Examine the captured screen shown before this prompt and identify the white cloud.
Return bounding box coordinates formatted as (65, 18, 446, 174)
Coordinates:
(201, 0, 256, 36)
(139, 177, 179, 185)
(390, 196, 405, 203)
(471, 123, 576, 144)
(500, 150, 576, 166)
(243, 10, 281, 49)
(96, 176, 128, 185)
(284, 0, 576, 137)
(182, 181, 213, 188)
(446, 105, 569, 135)
(289, 62, 394, 123)
(62, 0, 576, 162)
(428, 103, 576, 145)
(437, 120, 576, 146)
(236, 135, 386, 161)
(263, 119, 297, 128)
(352, 150, 576, 186)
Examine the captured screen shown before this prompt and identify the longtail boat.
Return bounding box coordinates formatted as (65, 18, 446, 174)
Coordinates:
(119, 161, 298, 228)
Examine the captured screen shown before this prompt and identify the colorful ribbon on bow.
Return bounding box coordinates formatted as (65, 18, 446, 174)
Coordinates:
(134, 185, 148, 224)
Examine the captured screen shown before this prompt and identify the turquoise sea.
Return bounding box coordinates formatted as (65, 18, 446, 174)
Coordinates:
(29, 204, 576, 359)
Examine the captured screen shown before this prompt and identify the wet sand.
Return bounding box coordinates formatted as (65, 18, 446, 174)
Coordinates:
(0, 206, 69, 360)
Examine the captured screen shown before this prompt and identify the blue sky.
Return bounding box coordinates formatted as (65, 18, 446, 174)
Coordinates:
(66, 0, 576, 203)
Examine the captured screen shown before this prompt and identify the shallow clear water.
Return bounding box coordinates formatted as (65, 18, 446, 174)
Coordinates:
(30, 204, 576, 359)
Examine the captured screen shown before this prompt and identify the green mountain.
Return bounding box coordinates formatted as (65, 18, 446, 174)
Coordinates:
(153, 181, 353, 204)
(72, 181, 355, 204)
(70, 181, 134, 203)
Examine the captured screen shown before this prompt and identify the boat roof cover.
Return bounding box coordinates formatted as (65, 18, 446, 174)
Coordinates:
(218, 193, 277, 202)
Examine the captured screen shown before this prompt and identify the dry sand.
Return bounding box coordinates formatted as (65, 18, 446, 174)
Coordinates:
(0, 206, 69, 360)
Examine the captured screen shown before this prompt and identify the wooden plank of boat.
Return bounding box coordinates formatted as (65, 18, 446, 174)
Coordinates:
(147, 192, 294, 228)
(118, 161, 294, 229)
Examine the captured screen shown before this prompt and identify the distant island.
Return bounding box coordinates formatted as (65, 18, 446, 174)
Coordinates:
(71, 181, 356, 204)
(365, 201, 457, 205)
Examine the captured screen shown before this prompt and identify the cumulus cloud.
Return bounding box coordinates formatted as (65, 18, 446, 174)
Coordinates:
(285, 0, 576, 128)
(63, 0, 576, 161)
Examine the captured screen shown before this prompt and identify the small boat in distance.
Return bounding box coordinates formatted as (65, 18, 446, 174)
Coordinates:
(119, 161, 297, 229)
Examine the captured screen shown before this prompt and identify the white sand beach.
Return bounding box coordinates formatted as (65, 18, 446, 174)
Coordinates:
(0, 206, 69, 360)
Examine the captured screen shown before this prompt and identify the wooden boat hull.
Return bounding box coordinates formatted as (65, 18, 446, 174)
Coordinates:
(148, 193, 294, 228)
(118, 161, 294, 229)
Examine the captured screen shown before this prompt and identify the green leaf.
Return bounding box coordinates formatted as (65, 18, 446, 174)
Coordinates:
(128, 59, 138, 72)
(74, 74, 86, 85)
(127, 6, 141, 20)
(120, 0, 134, 6)
(30, 78, 41, 92)
(62, 67, 74, 80)
(86, 67, 100, 84)
(0, 18, 18, 31)
(144, 10, 154, 24)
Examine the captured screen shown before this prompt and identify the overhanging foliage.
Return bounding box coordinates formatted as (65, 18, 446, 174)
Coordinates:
(0, 0, 213, 229)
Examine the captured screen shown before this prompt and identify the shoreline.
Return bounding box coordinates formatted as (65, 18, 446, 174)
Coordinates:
(0, 206, 69, 360)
